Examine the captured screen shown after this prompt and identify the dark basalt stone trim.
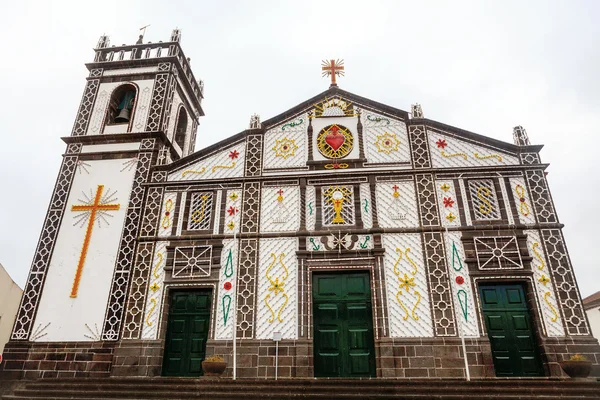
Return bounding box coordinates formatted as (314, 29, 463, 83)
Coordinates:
(136, 222, 565, 242)
(145, 163, 551, 189)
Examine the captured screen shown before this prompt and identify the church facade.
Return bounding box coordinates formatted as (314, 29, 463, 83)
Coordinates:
(1, 30, 598, 380)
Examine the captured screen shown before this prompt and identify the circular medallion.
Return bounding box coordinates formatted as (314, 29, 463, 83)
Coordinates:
(316, 124, 353, 159)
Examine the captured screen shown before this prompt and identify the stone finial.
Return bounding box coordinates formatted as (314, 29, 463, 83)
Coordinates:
(170, 28, 181, 42)
(513, 125, 531, 146)
(411, 103, 424, 119)
(249, 114, 261, 129)
(96, 35, 110, 49)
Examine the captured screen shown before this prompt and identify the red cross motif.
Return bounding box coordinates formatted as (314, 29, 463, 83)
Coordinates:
(392, 185, 399, 192)
(277, 189, 284, 196)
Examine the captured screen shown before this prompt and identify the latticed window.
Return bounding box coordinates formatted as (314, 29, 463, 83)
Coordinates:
(187, 192, 213, 230)
(173, 246, 212, 278)
(468, 179, 500, 220)
(321, 185, 355, 226)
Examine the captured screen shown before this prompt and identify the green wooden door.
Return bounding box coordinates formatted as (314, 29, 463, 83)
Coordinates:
(162, 290, 212, 376)
(479, 284, 544, 377)
(313, 272, 376, 378)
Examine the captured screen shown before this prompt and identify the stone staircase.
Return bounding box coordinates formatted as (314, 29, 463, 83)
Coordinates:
(1, 377, 599, 400)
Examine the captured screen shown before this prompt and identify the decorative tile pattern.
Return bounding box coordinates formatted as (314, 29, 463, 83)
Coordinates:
(187, 192, 214, 231)
(240, 182, 261, 234)
(423, 232, 457, 336)
(263, 114, 307, 169)
(215, 239, 238, 340)
(415, 174, 441, 227)
(224, 190, 241, 234)
(88, 89, 109, 134)
(429, 132, 519, 168)
(524, 230, 565, 337)
(474, 236, 523, 270)
(362, 112, 410, 164)
(509, 177, 536, 225)
(141, 241, 168, 339)
(158, 192, 177, 237)
(468, 179, 501, 220)
(520, 153, 540, 165)
(245, 134, 263, 177)
(381, 233, 433, 337)
(122, 242, 154, 339)
(305, 186, 316, 231)
(525, 170, 557, 224)
(259, 186, 301, 233)
(443, 231, 479, 337)
(541, 229, 589, 335)
(237, 239, 259, 339)
(321, 185, 355, 226)
(256, 238, 298, 339)
(435, 180, 461, 227)
(168, 142, 246, 182)
(458, 179, 472, 226)
(213, 190, 223, 235)
(498, 178, 515, 226)
(140, 187, 163, 237)
(375, 181, 419, 228)
(408, 125, 431, 169)
(101, 151, 152, 341)
(172, 246, 212, 279)
(359, 183, 373, 229)
(12, 156, 78, 340)
(72, 79, 99, 136)
(146, 73, 169, 132)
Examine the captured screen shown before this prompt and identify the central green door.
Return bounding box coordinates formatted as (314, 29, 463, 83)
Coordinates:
(479, 283, 544, 377)
(313, 272, 376, 378)
(162, 290, 212, 376)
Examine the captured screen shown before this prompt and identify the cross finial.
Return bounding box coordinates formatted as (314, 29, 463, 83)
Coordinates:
(321, 59, 345, 87)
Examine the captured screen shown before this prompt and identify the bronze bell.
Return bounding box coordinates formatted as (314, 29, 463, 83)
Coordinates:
(115, 108, 130, 123)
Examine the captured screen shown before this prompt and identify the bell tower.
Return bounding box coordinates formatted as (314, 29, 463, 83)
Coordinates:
(10, 29, 204, 343)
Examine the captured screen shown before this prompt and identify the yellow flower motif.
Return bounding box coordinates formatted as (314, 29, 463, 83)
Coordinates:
(538, 274, 550, 286)
(227, 221, 235, 230)
(272, 137, 298, 159)
(446, 213, 456, 222)
(375, 132, 400, 154)
(150, 282, 160, 292)
(229, 192, 239, 201)
(268, 277, 285, 295)
(398, 273, 415, 292)
(440, 183, 451, 192)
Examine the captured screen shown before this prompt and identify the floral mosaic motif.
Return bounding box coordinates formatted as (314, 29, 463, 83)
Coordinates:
(382, 233, 433, 337)
(256, 238, 297, 340)
(272, 137, 299, 159)
(316, 124, 354, 159)
(525, 230, 565, 337)
(374, 132, 400, 154)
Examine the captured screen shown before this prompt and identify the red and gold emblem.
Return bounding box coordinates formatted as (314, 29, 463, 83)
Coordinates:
(316, 124, 353, 159)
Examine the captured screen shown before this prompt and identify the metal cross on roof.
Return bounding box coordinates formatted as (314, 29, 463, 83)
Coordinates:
(321, 59, 345, 87)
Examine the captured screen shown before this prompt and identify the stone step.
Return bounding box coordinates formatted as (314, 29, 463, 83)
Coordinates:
(2, 378, 599, 400)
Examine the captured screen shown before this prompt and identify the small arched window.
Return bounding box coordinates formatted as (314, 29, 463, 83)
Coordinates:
(174, 107, 188, 151)
(105, 84, 137, 129)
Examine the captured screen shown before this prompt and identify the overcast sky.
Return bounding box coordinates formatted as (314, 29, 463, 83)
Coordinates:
(0, 1, 598, 298)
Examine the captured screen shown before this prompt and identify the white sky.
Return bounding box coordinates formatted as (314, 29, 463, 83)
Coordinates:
(0, 1, 598, 298)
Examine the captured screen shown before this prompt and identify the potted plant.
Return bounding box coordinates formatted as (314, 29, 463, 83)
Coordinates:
(202, 355, 227, 377)
(559, 354, 593, 378)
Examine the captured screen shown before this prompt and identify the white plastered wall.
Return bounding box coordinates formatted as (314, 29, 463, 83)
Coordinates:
(33, 158, 137, 341)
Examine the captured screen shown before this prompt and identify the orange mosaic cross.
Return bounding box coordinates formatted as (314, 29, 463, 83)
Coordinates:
(70, 184, 120, 298)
